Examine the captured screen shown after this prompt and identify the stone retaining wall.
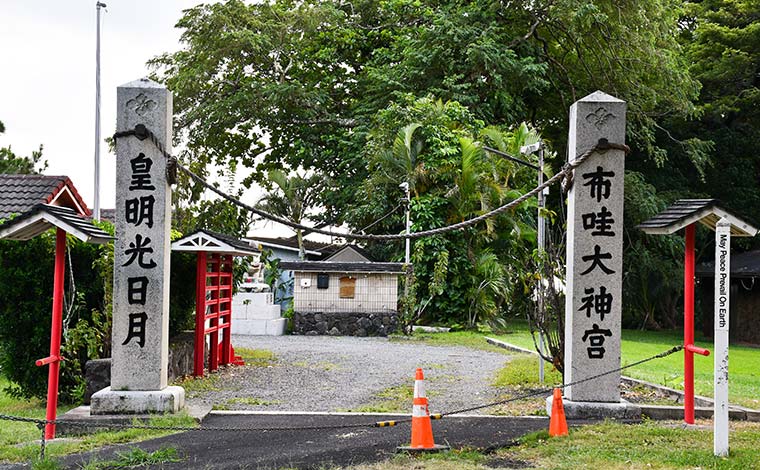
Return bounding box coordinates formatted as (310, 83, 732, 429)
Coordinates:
(293, 311, 398, 336)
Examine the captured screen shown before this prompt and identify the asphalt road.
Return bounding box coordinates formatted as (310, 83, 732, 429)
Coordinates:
(51, 413, 551, 469)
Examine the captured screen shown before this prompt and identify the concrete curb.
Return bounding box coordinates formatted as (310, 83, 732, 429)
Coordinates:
(485, 336, 760, 421)
(55, 404, 212, 436)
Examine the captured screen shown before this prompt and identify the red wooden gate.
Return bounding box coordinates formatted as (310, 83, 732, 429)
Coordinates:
(194, 252, 242, 376)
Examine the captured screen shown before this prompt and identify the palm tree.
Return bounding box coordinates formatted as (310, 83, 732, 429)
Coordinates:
(371, 123, 427, 196)
(256, 170, 320, 259)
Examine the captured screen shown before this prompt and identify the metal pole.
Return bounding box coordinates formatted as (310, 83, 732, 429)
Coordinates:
(194, 251, 207, 377)
(93, 2, 106, 220)
(405, 184, 411, 265)
(519, 141, 546, 383)
(684, 223, 696, 424)
(537, 147, 545, 384)
(42, 228, 66, 439)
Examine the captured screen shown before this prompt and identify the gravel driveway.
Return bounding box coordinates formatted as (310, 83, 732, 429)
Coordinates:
(187, 335, 514, 415)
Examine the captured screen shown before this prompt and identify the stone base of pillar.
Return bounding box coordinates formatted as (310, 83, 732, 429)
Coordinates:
(90, 386, 185, 415)
(546, 395, 641, 420)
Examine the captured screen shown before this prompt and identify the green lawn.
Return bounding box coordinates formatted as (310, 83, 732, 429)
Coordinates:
(493, 320, 760, 409)
(347, 421, 760, 470)
(0, 375, 196, 464)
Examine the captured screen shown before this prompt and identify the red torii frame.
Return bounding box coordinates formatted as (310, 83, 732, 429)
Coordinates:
(171, 230, 259, 377)
(194, 252, 243, 376)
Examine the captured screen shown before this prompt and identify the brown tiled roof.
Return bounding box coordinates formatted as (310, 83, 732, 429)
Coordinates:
(0, 174, 91, 220)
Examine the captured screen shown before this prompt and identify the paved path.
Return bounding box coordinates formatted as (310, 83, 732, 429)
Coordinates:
(53, 413, 549, 469)
(189, 335, 514, 415)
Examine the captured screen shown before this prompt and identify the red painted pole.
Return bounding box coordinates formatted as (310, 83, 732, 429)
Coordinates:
(684, 223, 696, 424)
(221, 256, 232, 366)
(209, 255, 219, 372)
(194, 251, 207, 377)
(43, 228, 66, 439)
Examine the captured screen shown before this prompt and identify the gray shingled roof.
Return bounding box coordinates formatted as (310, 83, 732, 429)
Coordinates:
(0, 204, 113, 244)
(636, 199, 758, 237)
(0, 174, 90, 220)
(280, 261, 405, 274)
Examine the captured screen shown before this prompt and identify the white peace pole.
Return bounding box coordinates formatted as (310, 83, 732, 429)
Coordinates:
(714, 218, 730, 457)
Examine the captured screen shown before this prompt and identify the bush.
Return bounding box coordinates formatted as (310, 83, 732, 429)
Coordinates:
(0, 224, 198, 403)
(170, 251, 197, 335)
(0, 231, 108, 402)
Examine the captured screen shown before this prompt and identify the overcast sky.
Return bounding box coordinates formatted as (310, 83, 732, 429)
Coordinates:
(0, 0, 301, 236)
(1, 1, 191, 205)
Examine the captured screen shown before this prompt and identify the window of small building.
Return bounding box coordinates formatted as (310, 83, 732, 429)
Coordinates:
(339, 276, 356, 298)
(317, 273, 329, 289)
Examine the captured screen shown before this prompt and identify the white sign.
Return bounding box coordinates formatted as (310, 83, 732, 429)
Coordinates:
(714, 218, 730, 456)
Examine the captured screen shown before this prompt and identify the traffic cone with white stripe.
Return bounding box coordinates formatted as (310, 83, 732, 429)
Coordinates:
(397, 368, 449, 452)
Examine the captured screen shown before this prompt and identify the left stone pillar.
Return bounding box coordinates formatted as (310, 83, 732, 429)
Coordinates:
(91, 78, 184, 414)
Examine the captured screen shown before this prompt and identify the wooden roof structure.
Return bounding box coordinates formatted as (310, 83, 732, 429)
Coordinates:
(636, 199, 758, 237)
(172, 229, 260, 257)
(0, 204, 113, 244)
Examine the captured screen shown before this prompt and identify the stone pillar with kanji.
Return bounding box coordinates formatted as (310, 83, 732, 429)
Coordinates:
(552, 91, 638, 418)
(91, 78, 184, 414)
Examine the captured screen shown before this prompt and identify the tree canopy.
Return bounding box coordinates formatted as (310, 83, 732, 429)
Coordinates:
(151, 0, 760, 329)
(0, 120, 46, 175)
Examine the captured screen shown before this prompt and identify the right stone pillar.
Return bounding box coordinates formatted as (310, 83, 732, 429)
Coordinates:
(559, 91, 636, 418)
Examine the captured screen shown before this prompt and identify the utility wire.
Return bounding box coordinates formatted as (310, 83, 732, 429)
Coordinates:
(112, 125, 629, 242)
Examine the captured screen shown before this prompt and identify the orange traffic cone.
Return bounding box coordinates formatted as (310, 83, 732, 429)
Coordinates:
(549, 388, 568, 437)
(397, 368, 449, 452)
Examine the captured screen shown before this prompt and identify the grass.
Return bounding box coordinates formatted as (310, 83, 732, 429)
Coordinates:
(492, 355, 562, 387)
(172, 372, 222, 398)
(0, 375, 197, 464)
(490, 320, 760, 408)
(335, 421, 760, 469)
(1, 412, 196, 463)
(235, 348, 277, 367)
(81, 446, 182, 469)
(505, 420, 760, 469)
(212, 396, 281, 410)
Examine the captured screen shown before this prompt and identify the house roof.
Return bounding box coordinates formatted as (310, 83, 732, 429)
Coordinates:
(280, 261, 406, 274)
(0, 204, 113, 244)
(325, 244, 374, 262)
(172, 229, 259, 256)
(696, 250, 760, 278)
(245, 236, 340, 257)
(636, 199, 758, 237)
(0, 174, 91, 220)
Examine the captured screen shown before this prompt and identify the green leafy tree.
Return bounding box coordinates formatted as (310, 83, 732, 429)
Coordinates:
(152, 0, 702, 227)
(0, 120, 47, 174)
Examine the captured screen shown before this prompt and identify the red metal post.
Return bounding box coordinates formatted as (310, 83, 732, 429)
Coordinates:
(220, 255, 232, 365)
(208, 254, 219, 372)
(41, 228, 66, 439)
(684, 223, 696, 424)
(194, 251, 207, 377)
